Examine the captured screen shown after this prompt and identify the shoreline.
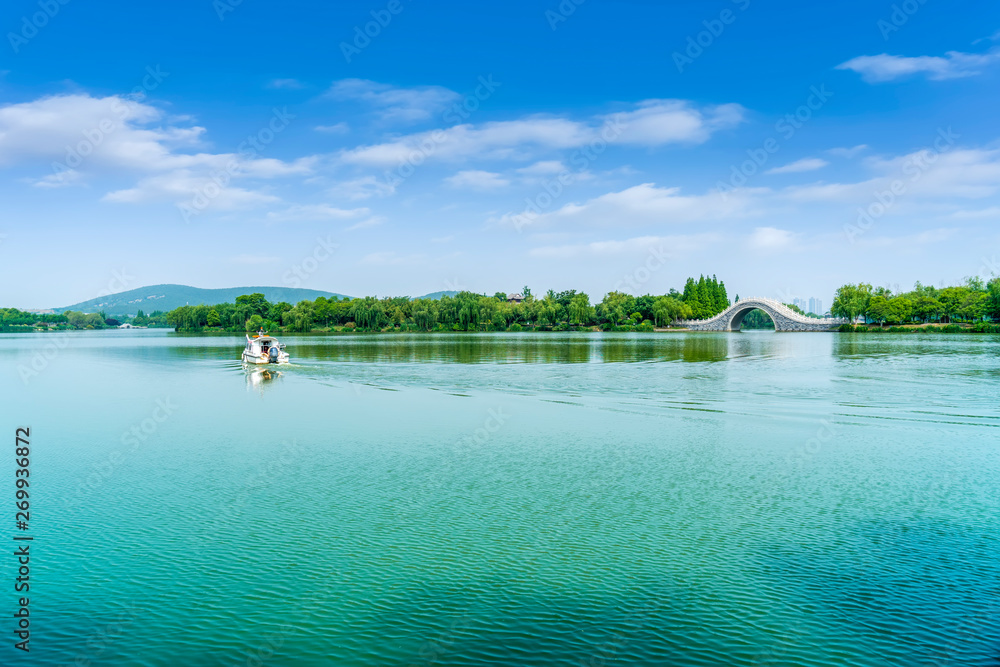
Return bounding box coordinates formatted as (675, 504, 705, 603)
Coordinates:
(5, 324, 999, 335)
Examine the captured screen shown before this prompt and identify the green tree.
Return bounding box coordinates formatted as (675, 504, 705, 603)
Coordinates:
(494, 302, 514, 328)
(985, 279, 1000, 321)
(888, 296, 913, 324)
(652, 296, 691, 326)
(911, 295, 943, 323)
(937, 286, 969, 323)
(568, 293, 592, 326)
(831, 283, 873, 324)
(455, 292, 481, 330)
(268, 301, 293, 323)
(554, 290, 577, 308)
(235, 293, 270, 318)
(477, 296, 497, 329)
(537, 292, 559, 328)
(412, 302, 438, 331)
(598, 292, 634, 328)
(867, 295, 891, 326)
(350, 297, 385, 330)
(716, 278, 730, 312)
(959, 291, 987, 322)
(286, 304, 313, 332)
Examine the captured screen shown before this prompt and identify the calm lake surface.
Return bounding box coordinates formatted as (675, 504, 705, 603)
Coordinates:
(3, 330, 999, 666)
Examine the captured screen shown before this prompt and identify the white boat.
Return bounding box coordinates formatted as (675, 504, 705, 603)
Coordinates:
(242, 329, 290, 365)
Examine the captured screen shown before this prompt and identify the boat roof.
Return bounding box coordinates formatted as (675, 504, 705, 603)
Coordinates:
(248, 334, 280, 342)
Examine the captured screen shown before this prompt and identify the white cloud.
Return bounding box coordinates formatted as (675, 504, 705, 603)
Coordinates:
(497, 143, 1000, 238)
(766, 158, 829, 175)
(0, 94, 200, 170)
(445, 170, 510, 190)
(949, 207, 1000, 219)
(315, 122, 349, 134)
(266, 204, 371, 222)
(328, 175, 396, 200)
(837, 50, 1000, 82)
(779, 180, 874, 203)
(338, 100, 742, 168)
(32, 168, 83, 188)
(749, 226, 796, 250)
(0, 94, 318, 210)
(974, 30, 1000, 45)
(528, 233, 719, 259)
(867, 148, 1000, 199)
(239, 156, 317, 178)
(499, 182, 760, 229)
(513, 160, 594, 186)
(610, 100, 744, 146)
(102, 171, 281, 209)
(517, 160, 566, 176)
(346, 216, 385, 231)
(827, 144, 868, 158)
(779, 148, 1000, 205)
(326, 79, 460, 124)
(267, 78, 305, 90)
(101, 157, 315, 207)
(340, 117, 592, 166)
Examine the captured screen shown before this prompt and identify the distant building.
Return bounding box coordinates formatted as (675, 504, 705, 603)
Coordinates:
(27, 309, 56, 314)
(790, 297, 824, 315)
(507, 293, 525, 304)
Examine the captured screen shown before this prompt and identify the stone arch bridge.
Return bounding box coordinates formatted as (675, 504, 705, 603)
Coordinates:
(677, 297, 844, 332)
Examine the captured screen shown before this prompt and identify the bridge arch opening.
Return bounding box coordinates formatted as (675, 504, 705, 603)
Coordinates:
(730, 307, 775, 331)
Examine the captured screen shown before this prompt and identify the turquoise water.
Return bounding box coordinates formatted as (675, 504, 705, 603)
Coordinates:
(3, 330, 999, 666)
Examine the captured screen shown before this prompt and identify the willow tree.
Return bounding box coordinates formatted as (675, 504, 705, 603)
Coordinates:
(568, 293, 592, 326)
(652, 296, 691, 327)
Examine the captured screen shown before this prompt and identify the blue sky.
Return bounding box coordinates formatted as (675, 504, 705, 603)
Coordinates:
(1, 0, 999, 309)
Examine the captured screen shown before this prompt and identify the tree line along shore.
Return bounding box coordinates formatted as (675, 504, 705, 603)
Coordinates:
(170, 275, 734, 333)
(830, 279, 1000, 331)
(5, 275, 1000, 334)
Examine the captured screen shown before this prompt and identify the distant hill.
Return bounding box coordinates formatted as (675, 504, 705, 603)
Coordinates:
(55, 284, 351, 316)
(413, 291, 459, 300)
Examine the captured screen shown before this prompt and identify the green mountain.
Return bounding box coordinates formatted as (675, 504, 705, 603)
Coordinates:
(413, 291, 460, 300)
(56, 284, 351, 316)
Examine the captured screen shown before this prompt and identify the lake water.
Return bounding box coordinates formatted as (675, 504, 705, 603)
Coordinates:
(3, 330, 999, 666)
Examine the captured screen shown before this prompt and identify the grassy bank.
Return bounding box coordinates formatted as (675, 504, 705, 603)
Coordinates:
(838, 323, 1000, 333)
